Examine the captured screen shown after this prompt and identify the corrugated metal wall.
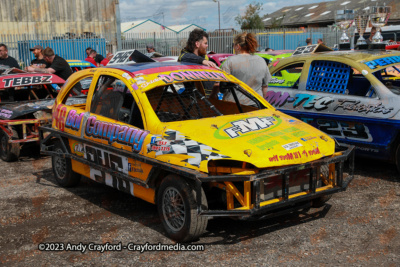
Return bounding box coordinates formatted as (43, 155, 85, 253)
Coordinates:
(0, 0, 118, 36)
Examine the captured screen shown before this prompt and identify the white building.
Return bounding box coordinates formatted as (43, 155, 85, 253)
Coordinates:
(167, 24, 206, 34)
(122, 19, 175, 36)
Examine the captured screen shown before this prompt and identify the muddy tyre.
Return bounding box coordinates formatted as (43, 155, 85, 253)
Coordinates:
(0, 128, 20, 162)
(157, 175, 208, 242)
(51, 141, 80, 187)
(312, 165, 333, 208)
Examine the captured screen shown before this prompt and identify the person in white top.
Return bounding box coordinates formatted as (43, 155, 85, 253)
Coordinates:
(215, 32, 271, 103)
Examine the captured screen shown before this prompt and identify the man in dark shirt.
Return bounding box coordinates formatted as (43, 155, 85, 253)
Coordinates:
(0, 43, 20, 69)
(27, 47, 72, 81)
(29, 45, 47, 67)
(178, 29, 218, 96)
(178, 29, 217, 68)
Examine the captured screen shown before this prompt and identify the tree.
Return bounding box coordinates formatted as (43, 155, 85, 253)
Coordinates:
(235, 3, 265, 30)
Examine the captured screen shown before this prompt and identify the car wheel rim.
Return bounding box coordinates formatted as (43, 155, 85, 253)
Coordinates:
(54, 148, 67, 179)
(162, 187, 185, 232)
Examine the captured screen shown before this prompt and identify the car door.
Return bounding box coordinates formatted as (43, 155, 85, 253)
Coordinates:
(80, 73, 155, 202)
(267, 59, 397, 160)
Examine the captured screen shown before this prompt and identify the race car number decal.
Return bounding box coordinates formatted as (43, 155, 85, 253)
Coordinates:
(1, 75, 52, 88)
(316, 120, 373, 142)
(292, 45, 318, 55)
(108, 50, 135, 65)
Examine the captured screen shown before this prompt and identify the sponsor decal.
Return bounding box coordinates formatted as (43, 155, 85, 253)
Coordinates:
(128, 161, 144, 173)
(65, 109, 84, 131)
(301, 136, 316, 142)
(72, 142, 85, 157)
(282, 141, 303, 151)
(215, 116, 282, 139)
(1, 75, 52, 88)
(269, 147, 321, 162)
(334, 100, 393, 114)
(364, 56, 400, 70)
(158, 71, 229, 83)
(0, 109, 12, 118)
(85, 116, 148, 152)
(223, 117, 277, 138)
(138, 77, 162, 88)
(147, 130, 229, 168)
(265, 91, 334, 110)
(269, 78, 285, 84)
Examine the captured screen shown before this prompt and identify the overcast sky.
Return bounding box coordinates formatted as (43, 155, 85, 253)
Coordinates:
(120, 0, 336, 31)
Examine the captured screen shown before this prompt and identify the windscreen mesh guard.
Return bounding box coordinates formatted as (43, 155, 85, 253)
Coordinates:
(306, 61, 350, 94)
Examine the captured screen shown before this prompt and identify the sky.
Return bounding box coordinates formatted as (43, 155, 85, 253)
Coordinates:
(119, 0, 336, 31)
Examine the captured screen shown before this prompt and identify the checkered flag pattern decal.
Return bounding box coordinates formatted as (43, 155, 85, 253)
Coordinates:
(147, 130, 230, 167)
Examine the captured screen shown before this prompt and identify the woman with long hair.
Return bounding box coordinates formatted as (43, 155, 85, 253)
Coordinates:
(220, 32, 271, 102)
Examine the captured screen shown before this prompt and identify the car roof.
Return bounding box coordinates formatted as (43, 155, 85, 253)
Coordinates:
(0, 73, 65, 89)
(286, 50, 400, 63)
(108, 62, 218, 76)
(271, 50, 400, 72)
(256, 50, 293, 56)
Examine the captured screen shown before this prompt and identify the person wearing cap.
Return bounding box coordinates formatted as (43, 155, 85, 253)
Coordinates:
(145, 44, 157, 58)
(0, 43, 20, 69)
(27, 47, 72, 81)
(29, 45, 46, 68)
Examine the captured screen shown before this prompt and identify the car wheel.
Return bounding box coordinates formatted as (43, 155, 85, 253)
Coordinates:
(312, 165, 332, 208)
(0, 128, 20, 162)
(157, 175, 208, 242)
(51, 141, 80, 187)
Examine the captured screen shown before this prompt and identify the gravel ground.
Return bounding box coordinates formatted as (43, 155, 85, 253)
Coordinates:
(0, 150, 399, 266)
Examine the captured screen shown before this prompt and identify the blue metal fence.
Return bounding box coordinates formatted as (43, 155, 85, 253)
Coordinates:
(18, 38, 107, 66)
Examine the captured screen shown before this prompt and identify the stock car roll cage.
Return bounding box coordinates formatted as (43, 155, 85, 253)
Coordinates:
(40, 125, 354, 218)
(155, 83, 264, 122)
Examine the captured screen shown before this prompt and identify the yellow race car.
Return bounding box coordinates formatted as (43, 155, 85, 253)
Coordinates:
(39, 52, 354, 242)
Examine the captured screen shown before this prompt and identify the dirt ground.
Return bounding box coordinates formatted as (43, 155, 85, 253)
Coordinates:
(0, 149, 399, 266)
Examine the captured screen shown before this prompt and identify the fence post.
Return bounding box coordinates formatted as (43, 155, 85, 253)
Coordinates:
(115, 0, 122, 51)
(283, 28, 286, 50)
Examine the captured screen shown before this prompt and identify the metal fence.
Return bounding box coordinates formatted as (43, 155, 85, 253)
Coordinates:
(0, 27, 398, 68)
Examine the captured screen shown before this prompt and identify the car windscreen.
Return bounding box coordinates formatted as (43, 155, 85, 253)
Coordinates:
(146, 81, 267, 122)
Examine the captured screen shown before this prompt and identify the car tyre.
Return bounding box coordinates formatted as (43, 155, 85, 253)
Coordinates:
(0, 128, 20, 162)
(157, 175, 208, 242)
(52, 141, 80, 187)
(395, 144, 400, 174)
(312, 165, 332, 208)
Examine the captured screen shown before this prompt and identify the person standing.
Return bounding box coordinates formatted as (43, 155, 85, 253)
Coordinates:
(29, 45, 47, 67)
(0, 44, 20, 69)
(27, 47, 72, 81)
(219, 32, 271, 103)
(178, 29, 217, 68)
(85, 49, 99, 66)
